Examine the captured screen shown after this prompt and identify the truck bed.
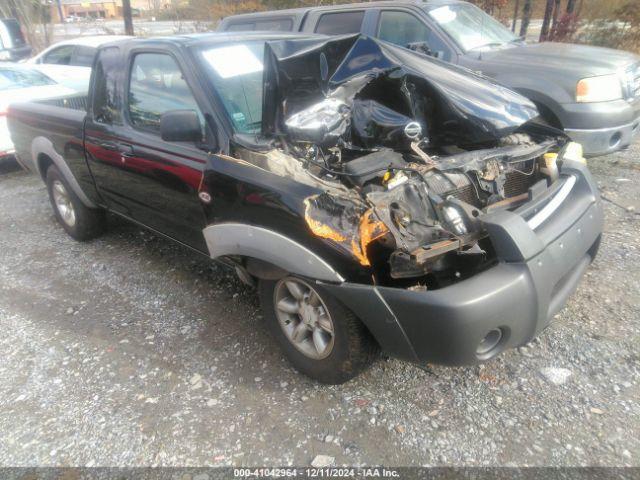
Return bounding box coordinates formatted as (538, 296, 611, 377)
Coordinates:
(8, 94, 87, 172)
(7, 95, 99, 206)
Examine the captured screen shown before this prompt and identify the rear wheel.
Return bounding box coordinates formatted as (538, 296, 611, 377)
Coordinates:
(259, 276, 378, 384)
(46, 165, 106, 241)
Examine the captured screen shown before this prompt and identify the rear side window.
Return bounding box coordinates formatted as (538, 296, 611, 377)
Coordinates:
(43, 45, 74, 65)
(92, 47, 122, 125)
(315, 11, 364, 35)
(255, 18, 293, 31)
(72, 46, 96, 67)
(225, 19, 292, 32)
(226, 23, 254, 32)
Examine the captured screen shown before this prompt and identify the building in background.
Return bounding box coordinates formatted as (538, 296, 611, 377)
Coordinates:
(51, 0, 121, 21)
(48, 0, 186, 21)
(130, 0, 174, 12)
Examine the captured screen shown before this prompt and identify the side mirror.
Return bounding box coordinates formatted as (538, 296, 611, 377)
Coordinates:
(160, 109, 202, 143)
(406, 41, 433, 57)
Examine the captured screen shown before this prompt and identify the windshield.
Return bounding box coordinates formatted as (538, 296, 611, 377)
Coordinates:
(0, 67, 56, 91)
(195, 41, 265, 135)
(426, 3, 517, 52)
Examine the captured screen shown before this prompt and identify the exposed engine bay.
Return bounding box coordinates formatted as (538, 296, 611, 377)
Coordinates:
(233, 35, 570, 289)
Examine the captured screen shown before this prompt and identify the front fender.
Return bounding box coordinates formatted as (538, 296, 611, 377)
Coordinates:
(203, 223, 345, 283)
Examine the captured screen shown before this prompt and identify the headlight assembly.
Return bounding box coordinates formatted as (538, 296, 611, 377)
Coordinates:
(576, 74, 623, 103)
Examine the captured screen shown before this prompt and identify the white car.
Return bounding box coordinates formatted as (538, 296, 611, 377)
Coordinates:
(0, 64, 76, 161)
(26, 35, 129, 92)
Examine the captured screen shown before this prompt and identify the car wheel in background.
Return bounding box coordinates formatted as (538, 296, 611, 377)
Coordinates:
(46, 165, 106, 241)
(259, 276, 378, 384)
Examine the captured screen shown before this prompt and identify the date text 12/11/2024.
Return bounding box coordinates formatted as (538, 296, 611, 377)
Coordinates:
(233, 467, 401, 478)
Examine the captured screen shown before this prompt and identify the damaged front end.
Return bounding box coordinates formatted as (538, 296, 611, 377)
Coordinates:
(224, 35, 573, 289)
(299, 137, 563, 288)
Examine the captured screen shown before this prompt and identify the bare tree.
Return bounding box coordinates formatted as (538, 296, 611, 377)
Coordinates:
(54, 0, 64, 23)
(123, 0, 134, 35)
(540, 0, 555, 41)
(551, 0, 562, 32)
(511, 0, 520, 32)
(519, 0, 532, 37)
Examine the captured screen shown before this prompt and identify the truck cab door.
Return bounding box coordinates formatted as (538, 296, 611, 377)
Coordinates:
(84, 48, 211, 253)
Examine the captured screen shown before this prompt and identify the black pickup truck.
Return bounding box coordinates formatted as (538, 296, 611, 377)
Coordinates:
(8, 32, 603, 384)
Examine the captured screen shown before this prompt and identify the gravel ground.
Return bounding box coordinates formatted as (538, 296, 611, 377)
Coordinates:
(0, 142, 638, 468)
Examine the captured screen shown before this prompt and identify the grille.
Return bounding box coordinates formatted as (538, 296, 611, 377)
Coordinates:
(505, 170, 538, 197)
(424, 162, 539, 206)
(624, 63, 640, 99)
(503, 159, 539, 198)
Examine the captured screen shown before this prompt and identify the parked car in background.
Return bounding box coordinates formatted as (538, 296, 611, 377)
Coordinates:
(0, 18, 31, 62)
(26, 35, 129, 92)
(64, 15, 82, 24)
(219, 0, 640, 157)
(0, 64, 76, 162)
(8, 33, 603, 383)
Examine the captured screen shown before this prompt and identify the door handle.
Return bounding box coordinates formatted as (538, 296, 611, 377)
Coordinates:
(118, 144, 134, 163)
(118, 144, 134, 155)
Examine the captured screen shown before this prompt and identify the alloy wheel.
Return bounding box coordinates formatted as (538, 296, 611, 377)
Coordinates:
(273, 277, 335, 360)
(52, 180, 76, 227)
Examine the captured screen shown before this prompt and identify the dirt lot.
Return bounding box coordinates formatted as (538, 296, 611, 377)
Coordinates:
(0, 142, 638, 467)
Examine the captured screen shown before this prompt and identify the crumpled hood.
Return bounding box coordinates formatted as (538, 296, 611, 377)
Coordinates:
(262, 34, 539, 147)
(482, 42, 640, 78)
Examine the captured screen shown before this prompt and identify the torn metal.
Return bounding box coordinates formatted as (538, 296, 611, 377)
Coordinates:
(262, 35, 540, 148)
(231, 35, 570, 287)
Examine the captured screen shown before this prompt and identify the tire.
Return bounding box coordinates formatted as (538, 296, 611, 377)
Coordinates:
(259, 276, 378, 384)
(46, 165, 106, 241)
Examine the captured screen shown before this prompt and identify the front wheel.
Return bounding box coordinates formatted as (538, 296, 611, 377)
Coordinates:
(46, 165, 106, 241)
(259, 276, 378, 384)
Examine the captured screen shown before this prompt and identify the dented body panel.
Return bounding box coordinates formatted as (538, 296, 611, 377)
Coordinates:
(262, 35, 539, 148)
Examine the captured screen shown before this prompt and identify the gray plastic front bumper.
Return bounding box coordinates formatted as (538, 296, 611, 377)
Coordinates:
(560, 98, 640, 157)
(322, 161, 604, 366)
(566, 122, 640, 157)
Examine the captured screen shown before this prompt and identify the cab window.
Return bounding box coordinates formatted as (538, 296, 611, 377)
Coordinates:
(315, 11, 364, 35)
(377, 10, 452, 61)
(127, 52, 203, 136)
